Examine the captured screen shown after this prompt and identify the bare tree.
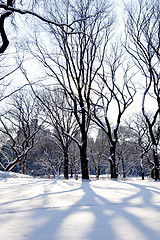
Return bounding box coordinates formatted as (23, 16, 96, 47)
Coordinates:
(38, 88, 79, 179)
(22, 0, 115, 179)
(0, 89, 43, 173)
(125, 0, 160, 180)
(31, 128, 64, 178)
(88, 128, 109, 179)
(125, 112, 159, 179)
(92, 43, 136, 178)
(0, 0, 102, 53)
(69, 137, 81, 179)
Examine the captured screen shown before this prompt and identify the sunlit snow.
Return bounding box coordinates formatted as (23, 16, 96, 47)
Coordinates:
(0, 172, 160, 240)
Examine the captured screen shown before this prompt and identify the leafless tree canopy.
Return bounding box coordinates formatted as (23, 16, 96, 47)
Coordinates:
(0, 0, 159, 180)
(125, 0, 160, 180)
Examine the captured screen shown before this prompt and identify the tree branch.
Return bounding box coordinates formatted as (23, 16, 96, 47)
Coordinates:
(0, 11, 12, 53)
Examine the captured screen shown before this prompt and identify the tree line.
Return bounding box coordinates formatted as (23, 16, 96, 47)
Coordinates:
(0, 0, 159, 180)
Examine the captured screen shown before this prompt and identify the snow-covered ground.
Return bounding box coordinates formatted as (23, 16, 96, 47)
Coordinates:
(0, 172, 160, 240)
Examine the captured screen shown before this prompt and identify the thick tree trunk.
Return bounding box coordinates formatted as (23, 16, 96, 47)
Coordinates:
(151, 168, 154, 179)
(79, 106, 89, 180)
(109, 161, 117, 179)
(80, 141, 89, 180)
(109, 146, 117, 179)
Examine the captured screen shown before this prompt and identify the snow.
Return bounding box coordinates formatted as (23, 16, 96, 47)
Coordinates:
(0, 172, 160, 240)
(0, 171, 32, 179)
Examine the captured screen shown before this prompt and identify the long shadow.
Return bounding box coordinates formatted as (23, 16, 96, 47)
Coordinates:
(27, 180, 160, 240)
(122, 181, 160, 201)
(84, 181, 160, 240)
(0, 179, 77, 207)
(27, 180, 116, 240)
(116, 180, 160, 214)
(0, 179, 83, 239)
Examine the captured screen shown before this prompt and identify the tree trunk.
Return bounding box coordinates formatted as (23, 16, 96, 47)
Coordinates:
(97, 160, 100, 178)
(23, 157, 27, 175)
(146, 120, 159, 180)
(80, 141, 89, 180)
(109, 160, 117, 179)
(64, 149, 69, 179)
(109, 146, 117, 179)
(122, 157, 126, 179)
(153, 146, 159, 180)
(140, 156, 144, 180)
(151, 168, 154, 179)
(70, 165, 73, 178)
(80, 106, 89, 180)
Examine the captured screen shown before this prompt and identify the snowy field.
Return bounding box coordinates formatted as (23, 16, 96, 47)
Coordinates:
(0, 172, 160, 240)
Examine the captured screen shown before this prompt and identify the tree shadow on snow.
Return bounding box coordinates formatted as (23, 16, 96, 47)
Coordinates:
(27, 180, 160, 240)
